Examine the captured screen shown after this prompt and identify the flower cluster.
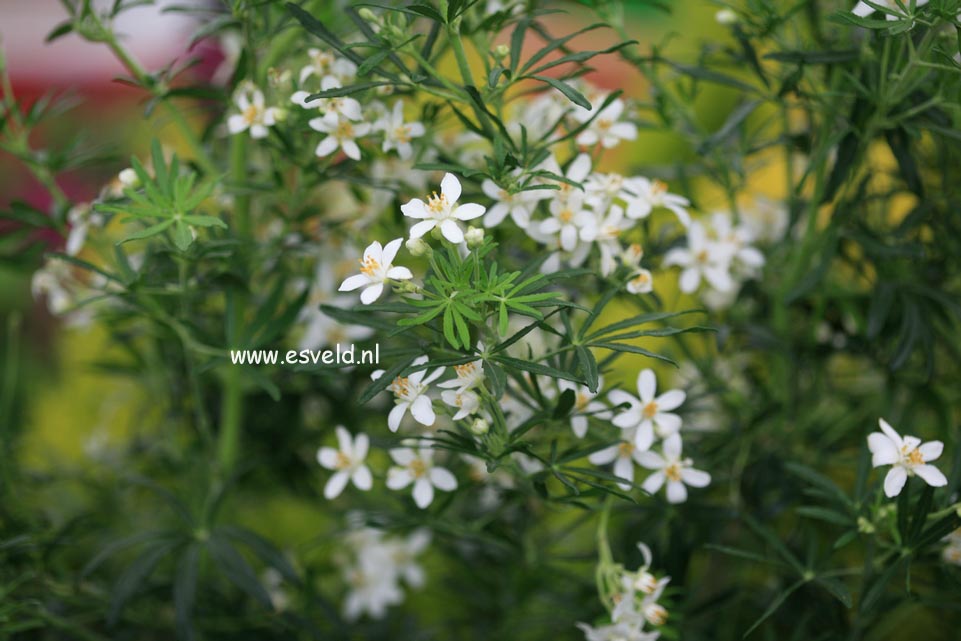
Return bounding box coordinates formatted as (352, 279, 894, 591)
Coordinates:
(592, 369, 710, 502)
(580, 542, 672, 640)
(336, 522, 431, 621)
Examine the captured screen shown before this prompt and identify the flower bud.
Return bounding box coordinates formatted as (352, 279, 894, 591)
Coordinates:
(470, 418, 489, 436)
(493, 44, 510, 60)
(643, 602, 668, 626)
(357, 7, 377, 22)
(406, 237, 430, 256)
(118, 168, 139, 188)
(857, 516, 875, 534)
(465, 226, 485, 248)
(715, 8, 738, 25)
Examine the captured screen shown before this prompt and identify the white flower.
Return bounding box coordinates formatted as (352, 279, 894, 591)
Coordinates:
(612, 369, 686, 447)
(580, 204, 633, 276)
(401, 173, 486, 244)
(852, 0, 928, 19)
(227, 85, 281, 139)
(621, 244, 654, 294)
(573, 98, 637, 149)
(708, 211, 765, 276)
(440, 389, 482, 421)
(118, 167, 138, 188)
(310, 113, 371, 160)
(292, 76, 363, 119)
(372, 355, 444, 431)
(540, 190, 594, 252)
(867, 418, 947, 497)
(636, 433, 711, 503)
(317, 426, 373, 499)
(623, 177, 691, 226)
(65, 204, 103, 256)
(437, 358, 485, 394)
(576, 622, 659, 641)
(481, 170, 551, 229)
(663, 221, 735, 294)
(589, 432, 646, 490)
(384, 529, 432, 588)
(31, 258, 75, 315)
(299, 48, 356, 86)
(387, 446, 458, 508)
(560, 377, 610, 438)
(376, 101, 426, 160)
(338, 238, 413, 305)
(716, 8, 738, 24)
(341, 560, 403, 620)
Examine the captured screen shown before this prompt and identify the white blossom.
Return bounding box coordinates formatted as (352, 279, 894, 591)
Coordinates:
(663, 221, 735, 294)
(401, 173, 486, 244)
(481, 170, 552, 229)
(338, 238, 413, 305)
(573, 97, 637, 149)
(317, 426, 373, 499)
(376, 100, 426, 160)
(311, 113, 371, 160)
(387, 446, 458, 508)
(559, 377, 610, 438)
(867, 418, 947, 497)
(227, 84, 281, 139)
(623, 177, 691, 227)
(636, 433, 711, 504)
(372, 355, 445, 431)
(612, 369, 686, 447)
(292, 76, 363, 119)
(852, 0, 928, 19)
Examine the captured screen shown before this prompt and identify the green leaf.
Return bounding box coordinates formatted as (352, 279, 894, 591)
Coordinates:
(816, 577, 852, 608)
(220, 525, 300, 585)
(552, 388, 576, 419)
(590, 342, 677, 365)
(492, 355, 586, 386)
(172, 220, 194, 251)
(531, 75, 591, 109)
(183, 214, 227, 228)
(742, 579, 805, 638)
(174, 543, 200, 641)
(109, 539, 181, 624)
(208, 534, 272, 607)
(119, 219, 174, 244)
(575, 346, 598, 393)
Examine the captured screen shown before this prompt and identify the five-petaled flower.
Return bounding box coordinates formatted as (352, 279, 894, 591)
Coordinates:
(401, 173, 486, 244)
(611, 369, 686, 449)
(636, 433, 711, 503)
(311, 113, 371, 160)
(228, 85, 282, 139)
(867, 417, 947, 497)
(376, 101, 426, 160)
(317, 426, 373, 499)
(386, 445, 458, 508)
(339, 238, 413, 305)
(372, 356, 445, 431)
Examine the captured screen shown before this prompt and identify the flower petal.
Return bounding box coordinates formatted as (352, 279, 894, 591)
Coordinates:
(439, 218, 464, 244)
(324, 471, 350, 499)
(656, 389, 685, 412)
(918, 440, 944, 463)
(351, 465, 373, 491)
(387, 466, 413, 490)
(868, 432, 899, 467)
(409, 394, 436, 426)
(884, 466, 908, 498)
(666, 480, 688, 504)
(641, 471, 665, 495)
(681, 467, 711, 488)
(412, 477, 434, 508)
(409, 220, 437, 239)
(388, 403, 408, 432)
(637, 369, 656, 402)
(454, 202, 486, 221)
(588, 445, 620, 465)
(429, 466, 458, 491)
(441, 173, 462, 203)
(359, 282, 384, 305)
(914, 464, 948, 488)
(317, 447, 339, 469)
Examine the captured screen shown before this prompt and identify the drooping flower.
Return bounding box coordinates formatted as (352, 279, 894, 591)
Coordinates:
(401, 173, 486, 244)
(65, 204, 103, 256)
(440, 389, 482, 421)
(317, 426, 372, 499)
(867, 418, 947, 497)
(372, 355, 445, 431)
(338, 238, 413, 305)
(386, 446, 458, 508)
(310, 113, 371, 160)
(437, 358, 485, 394)
(376, 101, 426, 160)
(636, 433, 711, 504)
(227, 84, 282, 139)
(612, 369, 686, 446)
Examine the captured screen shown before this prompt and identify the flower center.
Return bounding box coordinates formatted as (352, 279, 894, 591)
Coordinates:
(427, 192, 449, 215)
(664, 462, 682, 482)
(243, 104, 260, 125)
(618, 441, 635, 457)
(575, 392, 591, 410)
(634, 571, 657, 594)
(410, 458, 428, 478)
(359, 255, 381, 277)
(558, 209, 574, 223)
(455, 362, 478, 379)
(394, 125, 411, 143)
(597, 118, 612, 131)
(652, 179, 668, 196)
(389, 376, 411, 397)
(335, 451, 352, 469)
(336, 120, 355, 139)
(906, 448, 924, 466)
(644, 603, 668, 626)
(696, 249, 710, 263)
(631, 272, 651, 287)
(642, 401, 658, 419)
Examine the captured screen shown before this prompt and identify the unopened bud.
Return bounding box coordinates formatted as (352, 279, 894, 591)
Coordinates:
(465, 226, 485, 248)
(643, 603, 668, 626)
(715, 8, 738, 25)
(857, 516, 875, 534)
(357, 7, 377, 22)
(493, 44, 510, 59)
(406, 237, 430, 256)
(470, 418, 489, 435)
(118, 168, 139, 188)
